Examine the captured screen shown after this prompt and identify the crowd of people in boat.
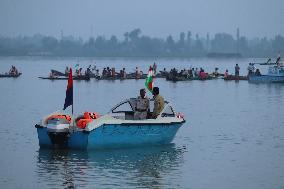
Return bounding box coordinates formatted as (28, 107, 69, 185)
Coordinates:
(0, 65, 20, 77)
(51, 63, 158, 79)
(247, 63, 261, 76)
(48, 62, 245, 81)
(166, 67, 220, 80)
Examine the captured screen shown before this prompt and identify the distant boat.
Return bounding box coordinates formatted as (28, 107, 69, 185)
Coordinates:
(248, 65, 284, 83)
(35, 98, 185, 149)
(38, 75, 90, 81)
(0, 72, 22, 78)
(51, 69, 67, 77)
(223, 75, 248, 81)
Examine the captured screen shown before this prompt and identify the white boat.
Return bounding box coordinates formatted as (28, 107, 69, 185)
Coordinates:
(35, 98, 186, 149)
(249, 65, 284, 83)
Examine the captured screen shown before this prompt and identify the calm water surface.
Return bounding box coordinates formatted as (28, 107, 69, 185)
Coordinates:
(0, 57, 284, 189)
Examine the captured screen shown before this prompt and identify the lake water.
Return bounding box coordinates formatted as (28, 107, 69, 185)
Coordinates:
(0, 57, 284, 189)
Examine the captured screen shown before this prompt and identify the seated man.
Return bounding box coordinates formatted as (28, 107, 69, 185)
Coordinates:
(134, 89, 150, 120)
(255, 69, 261, 76)
(152, 87, 165, 119)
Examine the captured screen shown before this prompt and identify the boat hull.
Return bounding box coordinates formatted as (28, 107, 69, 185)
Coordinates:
(0, 73, 22, 78)
(38, 75, 90, 81)
(224, 75, 248, 81)
(36, 123, 182, 149)
(248, 75, 284, 83)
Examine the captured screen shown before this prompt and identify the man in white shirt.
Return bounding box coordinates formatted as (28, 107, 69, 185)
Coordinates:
(134, 89, 150, 120)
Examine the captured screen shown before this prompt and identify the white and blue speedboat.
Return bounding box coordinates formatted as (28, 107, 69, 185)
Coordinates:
(35, 98, 185, 149)
(249, 65, 284, 83)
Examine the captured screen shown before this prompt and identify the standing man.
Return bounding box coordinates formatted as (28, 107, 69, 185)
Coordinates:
(235, 64, 240, 76)
(134, 89, 150, 120)
(152, 87, 165, 119)
(153, 62, 157, 75)
(276, 52, 281, 67)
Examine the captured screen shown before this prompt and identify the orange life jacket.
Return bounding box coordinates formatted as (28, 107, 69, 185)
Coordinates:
(77, 112, 100, 129)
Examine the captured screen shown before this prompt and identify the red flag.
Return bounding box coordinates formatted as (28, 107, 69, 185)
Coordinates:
(63, 68, 73, 111)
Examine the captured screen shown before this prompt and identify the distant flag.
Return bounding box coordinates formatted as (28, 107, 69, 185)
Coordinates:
(145, 66, 154, 93)
(63, 68, 73, 113)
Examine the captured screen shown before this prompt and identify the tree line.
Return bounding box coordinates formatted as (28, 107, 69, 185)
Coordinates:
(0, 28, 283, 58)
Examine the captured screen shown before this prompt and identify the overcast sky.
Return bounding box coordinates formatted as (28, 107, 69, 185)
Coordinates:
(0, 0, 284, 40)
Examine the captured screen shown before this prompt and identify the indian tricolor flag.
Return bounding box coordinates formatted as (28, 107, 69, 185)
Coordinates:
(145, 66, 154, 92)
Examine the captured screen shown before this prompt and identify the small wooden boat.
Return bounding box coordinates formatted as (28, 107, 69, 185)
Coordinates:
(166, 74, 215, 82)
(97, 74, 147, 80)
(223, 75, 248, 81)
(51, 69, 67, 77)
(38, 75, 90, 81)
(0, 73, 22, 78)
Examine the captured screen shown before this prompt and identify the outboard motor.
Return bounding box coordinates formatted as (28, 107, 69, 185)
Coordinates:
(46, 117, 71, 148)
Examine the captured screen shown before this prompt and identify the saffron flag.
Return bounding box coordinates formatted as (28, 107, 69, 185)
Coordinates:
(145, 66, 154, 92)
(63, 68, 73, 110)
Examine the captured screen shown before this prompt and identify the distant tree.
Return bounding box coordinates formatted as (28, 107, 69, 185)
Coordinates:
(238, 36, 250, 56)
(123, 32, 129, 43)
(187, 31, 191, 46)
(41, 36, 58, 52)
(272, 35, 284, 53)
(206, 33, 210, 51)
(179, 32, 185, 45)
(166, 35, 175, 55)
(211, 33, 235, 53)
(128, 28, 141, 41)
(0, 29, 284, 58)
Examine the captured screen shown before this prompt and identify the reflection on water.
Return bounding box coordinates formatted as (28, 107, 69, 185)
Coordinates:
(36, 144, 186, 188)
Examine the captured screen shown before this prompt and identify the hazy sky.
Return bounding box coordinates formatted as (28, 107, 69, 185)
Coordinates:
(0, 0, 284, 40)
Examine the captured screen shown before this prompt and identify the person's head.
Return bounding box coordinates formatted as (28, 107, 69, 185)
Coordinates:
(140, 88, 146, 98)
(152, 87, 159, 96)
(236, 64, 238, 66)
(226, 69, 228, 72)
